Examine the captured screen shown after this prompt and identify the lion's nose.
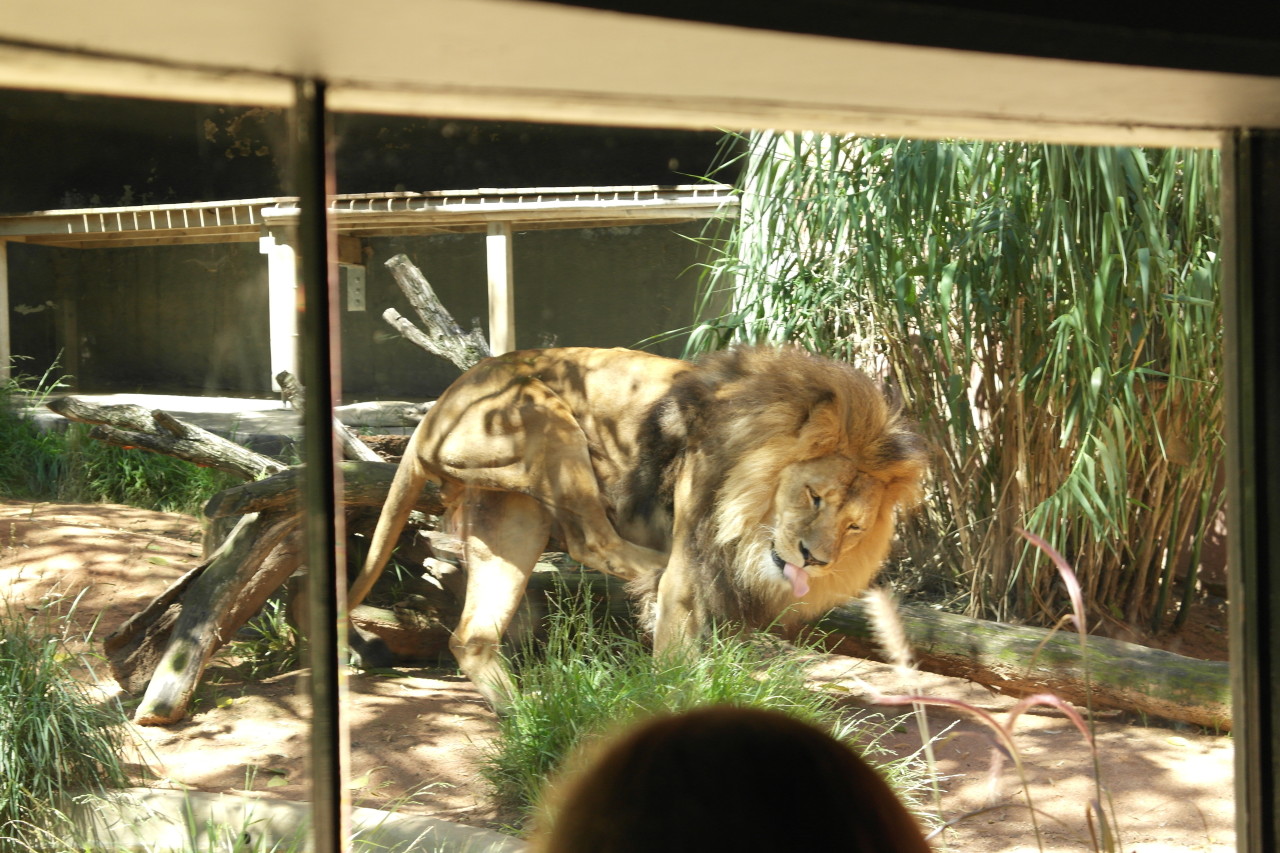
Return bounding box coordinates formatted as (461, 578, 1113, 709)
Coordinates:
(800, 545, 828, 568)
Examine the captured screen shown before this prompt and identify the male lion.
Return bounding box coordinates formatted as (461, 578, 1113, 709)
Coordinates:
(348, 346, 928, 709)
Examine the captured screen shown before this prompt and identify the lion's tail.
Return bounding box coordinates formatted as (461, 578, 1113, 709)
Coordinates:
(348, 453, 435, 610)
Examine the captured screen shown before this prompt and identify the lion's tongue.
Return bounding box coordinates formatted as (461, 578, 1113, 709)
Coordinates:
(783, 563, 810, 598)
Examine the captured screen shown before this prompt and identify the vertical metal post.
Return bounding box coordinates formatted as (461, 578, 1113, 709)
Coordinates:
(294, 78, 350, 853)
(486, 220, 516, 354)
(1224, 129, 1280, 853)
(0, 240, 9, 381)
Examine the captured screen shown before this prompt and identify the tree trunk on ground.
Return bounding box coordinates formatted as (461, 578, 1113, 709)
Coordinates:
(102, 563, 208, 694)
(107, 462, 443, 698)
(325, 566, 1231, 731)
(383, 254, 491, 369)
(128, 512, 299, 725)
(817, 598, 1231, 731)
(333, 400, 430, 428)
(341, 565, 631, 664)
(47, 397, 287, 479)
(202, 460, 443, 519)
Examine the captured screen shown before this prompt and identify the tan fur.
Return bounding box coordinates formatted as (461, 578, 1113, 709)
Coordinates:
(349, 345, 928, 710)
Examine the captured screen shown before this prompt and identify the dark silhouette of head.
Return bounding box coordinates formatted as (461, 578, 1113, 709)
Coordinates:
(530, 705, 933, 853)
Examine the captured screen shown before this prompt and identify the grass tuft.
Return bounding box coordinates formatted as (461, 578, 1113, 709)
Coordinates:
(0, 360, 239, 515)
(224, 599, 300, 681)
(0, 598, 133, 851)
(479, 583, 927, 828)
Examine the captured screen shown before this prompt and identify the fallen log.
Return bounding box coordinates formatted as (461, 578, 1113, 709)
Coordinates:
(103, 562, 208, 694)
(105, 527, 304, 695)
(130, 511, 299, 725)
(335, 565, 1231, 731)
(108, 470, 441, 708)
(334, 400, 431, 428)
(202, 460, 444, 519)
(255, 551, 1232, 731)
(47, 397, 286, 479)
(818, 598, 1231, 731)
(340, 562, 630, 664)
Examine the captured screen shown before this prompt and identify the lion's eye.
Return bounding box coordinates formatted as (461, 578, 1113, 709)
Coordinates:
(848, 523, 862, 533)
(807, 487, 821, 509)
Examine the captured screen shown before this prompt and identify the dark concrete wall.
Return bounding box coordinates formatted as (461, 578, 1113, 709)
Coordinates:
(65, 244, 273, 394)
(9, 242, 272, 395)
(340, 223, 707, 401)
(7, 244, 59, 377)
(9, 222, 707, 399)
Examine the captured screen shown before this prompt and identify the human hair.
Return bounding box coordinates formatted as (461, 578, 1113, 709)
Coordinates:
(529, 705, 933, 853)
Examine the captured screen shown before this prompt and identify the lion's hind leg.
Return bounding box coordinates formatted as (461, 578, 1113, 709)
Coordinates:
(518, 392, 669, 581)
(434, 375, 667, 582)
(450, 488, 552, 712)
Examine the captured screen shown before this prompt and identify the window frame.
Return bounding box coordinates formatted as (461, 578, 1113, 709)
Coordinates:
(3, 10, 1277, 848)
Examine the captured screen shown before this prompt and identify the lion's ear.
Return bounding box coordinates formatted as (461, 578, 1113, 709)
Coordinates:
(876, 430, 931, 509)
(884, 471, 927, 511)
(795, 398, 844, 453)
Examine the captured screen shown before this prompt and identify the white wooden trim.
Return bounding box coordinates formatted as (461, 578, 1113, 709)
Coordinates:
(259, 232, 298, 391)
(486, 221, 515, 355)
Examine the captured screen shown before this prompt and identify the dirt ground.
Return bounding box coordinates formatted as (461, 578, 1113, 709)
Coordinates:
(0, 499, 1235, 852)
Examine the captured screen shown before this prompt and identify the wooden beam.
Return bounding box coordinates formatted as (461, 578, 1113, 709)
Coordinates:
(337, 235, 364, 265)
(486, 220, 516, 354)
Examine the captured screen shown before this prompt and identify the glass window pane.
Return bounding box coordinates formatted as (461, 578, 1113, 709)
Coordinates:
(0, 71, 1239, 853)
(328, 115, 1234, 851)
(0, 84, 330, 852)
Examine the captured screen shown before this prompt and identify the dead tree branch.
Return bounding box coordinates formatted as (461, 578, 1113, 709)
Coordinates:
(383, 253, 491, 370)
(47, 397, 286, 479)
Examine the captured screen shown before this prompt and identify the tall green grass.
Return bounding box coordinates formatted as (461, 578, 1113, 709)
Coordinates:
(0, 599, 133, 852)
(0, 362, 238, 514)
(689, 134, 1223, 631)
(480, 585, 928, 828)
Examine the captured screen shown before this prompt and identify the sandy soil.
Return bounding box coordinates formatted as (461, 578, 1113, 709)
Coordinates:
(0, 499, 1235, 852)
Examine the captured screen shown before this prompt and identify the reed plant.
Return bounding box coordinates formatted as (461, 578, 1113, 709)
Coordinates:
(690, 134, 1223, 631)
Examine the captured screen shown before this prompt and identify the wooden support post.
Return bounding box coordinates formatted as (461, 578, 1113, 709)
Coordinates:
(260, 229, 299, 392)
(486, 221, 515, 355)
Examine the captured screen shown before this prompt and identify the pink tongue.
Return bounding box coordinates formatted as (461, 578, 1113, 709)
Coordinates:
(782, 563, 810, 598)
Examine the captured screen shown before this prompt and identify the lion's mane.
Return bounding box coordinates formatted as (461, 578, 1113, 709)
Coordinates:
(626, 346, 928, 633)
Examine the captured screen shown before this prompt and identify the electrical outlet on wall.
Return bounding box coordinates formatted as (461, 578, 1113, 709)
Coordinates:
(342, 264, 367, 311)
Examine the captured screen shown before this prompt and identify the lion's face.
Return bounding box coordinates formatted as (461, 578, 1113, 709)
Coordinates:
(765, 455, 889, 597)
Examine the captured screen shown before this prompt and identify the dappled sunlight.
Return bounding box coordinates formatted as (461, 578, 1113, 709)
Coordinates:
(0, 501, 200, 645)
(805, 654, 1233, 851)
(0, 497, 1238, 847)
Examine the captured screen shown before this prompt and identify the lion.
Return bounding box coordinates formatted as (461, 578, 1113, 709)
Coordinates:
(348, 345, 928, 710)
